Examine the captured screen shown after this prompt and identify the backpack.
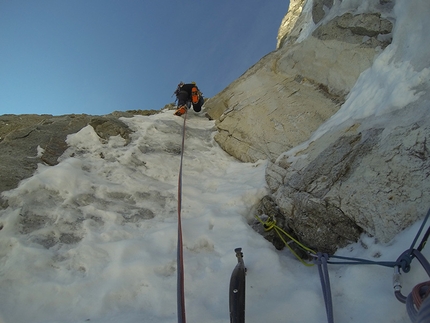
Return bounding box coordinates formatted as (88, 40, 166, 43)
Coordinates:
(191, 86, 200, 104)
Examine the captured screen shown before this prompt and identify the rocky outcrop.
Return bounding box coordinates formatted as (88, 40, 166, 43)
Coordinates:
(0, 115, 91, 200)
(205, 1, 393, 164)
(204, 61, 343, 163)
(0, 107, 178, 209)
(0, 112, 149, 208)
(204, 0, 430, 253)
(277, 0, 307, 48)
(265, 101, 430, 251)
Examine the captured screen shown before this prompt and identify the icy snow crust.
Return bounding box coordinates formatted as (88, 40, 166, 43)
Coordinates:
(0, 112, 272, 323)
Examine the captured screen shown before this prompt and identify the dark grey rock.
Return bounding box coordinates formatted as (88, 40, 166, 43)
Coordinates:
(313, 12, 393, 48)
(0, 113, 139, 208)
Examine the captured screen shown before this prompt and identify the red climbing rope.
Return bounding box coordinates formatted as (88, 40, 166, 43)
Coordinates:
(177, 110, 188, 323)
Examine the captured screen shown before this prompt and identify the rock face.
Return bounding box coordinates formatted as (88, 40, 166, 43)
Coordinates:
(204, 0, 430, 253)
(0, 107, 176, 209)
(277, 0, 307, 48)
(0, 112, 147, 208)
(0, 108, 167, 207)
(204, 2, 392, 164)
(266, 103, 430, 252)
(0, 115, 91, 200)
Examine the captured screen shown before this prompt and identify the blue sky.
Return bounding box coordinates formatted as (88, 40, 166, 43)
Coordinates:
(0, 0, 290, 116)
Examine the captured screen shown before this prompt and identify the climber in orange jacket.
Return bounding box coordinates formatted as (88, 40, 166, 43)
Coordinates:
(174, 82, 204, 116)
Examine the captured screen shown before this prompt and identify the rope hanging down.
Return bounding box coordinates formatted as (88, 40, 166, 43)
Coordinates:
(316, 208, 430, 323)
(177, 110, 188, 323)
(257, 208, 430, 323)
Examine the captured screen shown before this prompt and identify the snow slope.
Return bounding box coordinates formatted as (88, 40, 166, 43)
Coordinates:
(0, 111, 429, 323)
